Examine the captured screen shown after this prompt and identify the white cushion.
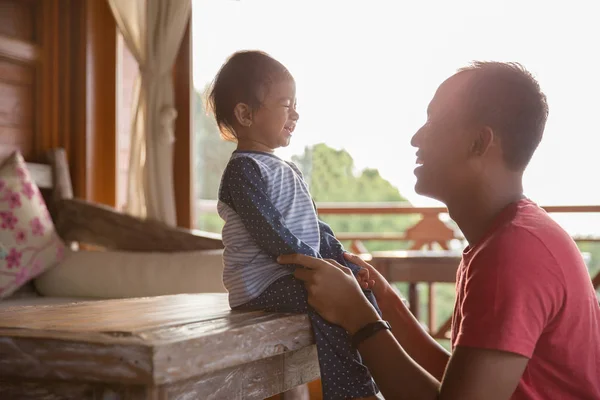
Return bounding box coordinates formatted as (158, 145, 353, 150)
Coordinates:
(34, 248, 226, 299)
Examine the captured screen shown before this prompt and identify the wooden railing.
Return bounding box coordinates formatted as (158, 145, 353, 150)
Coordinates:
(315, 202, 600, 339)
(197, 200, 600, 339)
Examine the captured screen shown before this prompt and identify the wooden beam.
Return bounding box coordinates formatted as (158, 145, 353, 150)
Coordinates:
(316, 203, 600, 215)
(36, 0, 60, 160)
(63, 0, 89, 199)
(173, 16, 193, 228)
(84, 0, 117, 206)
(0, 34, 39, 63)
(30, 0, 117, 204)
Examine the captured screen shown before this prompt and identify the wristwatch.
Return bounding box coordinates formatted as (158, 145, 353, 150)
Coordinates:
(351, 320, 392, 348)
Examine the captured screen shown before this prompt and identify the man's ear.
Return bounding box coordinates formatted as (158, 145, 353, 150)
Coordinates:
(233, 103, 253, 127)
(470, 126, 495, 157)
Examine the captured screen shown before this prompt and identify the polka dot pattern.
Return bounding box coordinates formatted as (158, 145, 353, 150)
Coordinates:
(238, 221, 382, 400)
(218, 152, 382, 398)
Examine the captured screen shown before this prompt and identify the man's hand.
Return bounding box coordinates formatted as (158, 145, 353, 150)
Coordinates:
(278, 254, 380, 334)
(343, 252, 397, 306)
(356, 267, 374, 290)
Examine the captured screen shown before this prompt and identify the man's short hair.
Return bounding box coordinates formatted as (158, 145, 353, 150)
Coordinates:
(457, 61, 549, 170)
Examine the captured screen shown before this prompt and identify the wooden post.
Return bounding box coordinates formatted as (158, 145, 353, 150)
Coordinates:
(173, 15, 193, 228)
(408, 283, 419, 320)
(428, 282, 436, 334)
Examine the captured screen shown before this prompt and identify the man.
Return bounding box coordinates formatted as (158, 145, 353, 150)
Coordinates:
(278, 62, 600, 399)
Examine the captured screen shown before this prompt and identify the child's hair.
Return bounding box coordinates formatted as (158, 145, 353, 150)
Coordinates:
(207, 50, 293, 141)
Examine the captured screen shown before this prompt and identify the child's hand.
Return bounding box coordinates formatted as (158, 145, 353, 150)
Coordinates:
(356, 267, 375, 290)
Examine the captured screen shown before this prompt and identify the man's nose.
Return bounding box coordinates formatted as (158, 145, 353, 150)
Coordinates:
(411, 125, 425, 148)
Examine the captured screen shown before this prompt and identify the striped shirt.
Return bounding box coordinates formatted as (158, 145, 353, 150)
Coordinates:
(217, 151, 321, 307)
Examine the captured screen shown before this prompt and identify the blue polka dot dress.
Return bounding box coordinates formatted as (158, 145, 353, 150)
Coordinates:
(218, 151, 381, 399)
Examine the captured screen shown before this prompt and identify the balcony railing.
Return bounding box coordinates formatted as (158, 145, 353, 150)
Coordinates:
(316, 202, 600, 340)
(197, 200, 600, 340)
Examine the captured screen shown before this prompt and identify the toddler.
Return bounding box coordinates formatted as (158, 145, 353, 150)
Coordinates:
(211, 50, 382, 400)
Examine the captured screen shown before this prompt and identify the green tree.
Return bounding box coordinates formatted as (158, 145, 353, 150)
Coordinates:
(194, 86, 236, 200)
(194, 86, 235, 232)
(291, 143, 419, 252)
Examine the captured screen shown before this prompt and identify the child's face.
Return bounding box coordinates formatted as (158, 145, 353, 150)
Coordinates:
(249, 79, 299, 151)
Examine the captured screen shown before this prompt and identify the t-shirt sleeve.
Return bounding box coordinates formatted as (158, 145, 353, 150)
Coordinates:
(454, 228, 564, 358)
(219, 156, 320, 260)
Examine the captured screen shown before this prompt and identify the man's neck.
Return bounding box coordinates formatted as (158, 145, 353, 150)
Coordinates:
(446, 177, 524, 246)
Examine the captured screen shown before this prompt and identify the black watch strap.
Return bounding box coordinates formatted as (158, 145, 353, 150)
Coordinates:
(351, 320, 392, 348)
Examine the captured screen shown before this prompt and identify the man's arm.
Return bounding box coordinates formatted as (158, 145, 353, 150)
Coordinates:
(439, 346, 528, 399)
(284, 253, 537, 400)
(354, 326, 529, 400)
(378, 290, 451, 381)
(220, 157, 320, 259)
(342, 252, 451, 380)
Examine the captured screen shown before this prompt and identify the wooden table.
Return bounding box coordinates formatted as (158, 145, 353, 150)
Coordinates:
(0, 294, 319, 399)
(370, 249, 462, 284)
(370, 250, 462, 333)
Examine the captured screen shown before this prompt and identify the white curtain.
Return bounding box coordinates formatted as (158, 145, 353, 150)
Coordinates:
(108, 0, 191, 226)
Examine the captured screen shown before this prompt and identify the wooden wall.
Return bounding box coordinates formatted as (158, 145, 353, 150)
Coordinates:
(0, 0, 38, 160)
(0, 0, 193, 223)
(0, 0, 117, 206)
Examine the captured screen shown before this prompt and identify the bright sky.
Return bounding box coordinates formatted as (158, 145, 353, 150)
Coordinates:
(191, 0, 600, 232)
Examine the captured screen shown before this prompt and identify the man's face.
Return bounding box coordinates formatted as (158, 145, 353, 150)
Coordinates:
(410, 73, 480, 203)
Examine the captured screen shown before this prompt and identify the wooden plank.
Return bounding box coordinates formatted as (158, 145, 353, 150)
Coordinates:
(25, 161, 53, 189)
(54, 198, 223, 251)
(371, 250, 462, 260)
(35, 0, 60, 163)
(317, 202, 600, 215)
(0, 294, 316, 386)
(0, 294, 231, 332)
(0, 0, 35, 42)
(84, 0, 117, 207)
(47, 148, 73, 200)
(160, 345, 319, 400)
(0, 379, 149, 400)
(0, 127, 33, 159)
(337, 232, 600, 243)
(152, 313, 313, 384)
(370, 250, 461, 283)
(0, 74, 34, 158)
(0, 34, 39, 63)
(0, 335, 153, 385)
(0, 346, 319, 400)
(0, 311, 314, 385)
(173, 17, 192, 228)
(0, 59, 34, 85)
(0, 80, 34, 128)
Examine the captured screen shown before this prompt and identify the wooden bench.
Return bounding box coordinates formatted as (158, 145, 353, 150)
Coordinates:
(0, 149, 318, 399)
(0, 294, 319, 399)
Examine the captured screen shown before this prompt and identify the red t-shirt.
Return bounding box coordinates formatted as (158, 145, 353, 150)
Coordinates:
(451, 198, 600, 399)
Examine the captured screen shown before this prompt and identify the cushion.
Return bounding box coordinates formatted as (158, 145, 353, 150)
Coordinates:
(0, 152, 66, 299)
(34, 248, 227, 299)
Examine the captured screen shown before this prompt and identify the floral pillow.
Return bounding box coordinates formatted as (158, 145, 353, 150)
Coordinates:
(0, 151, 66, 298)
